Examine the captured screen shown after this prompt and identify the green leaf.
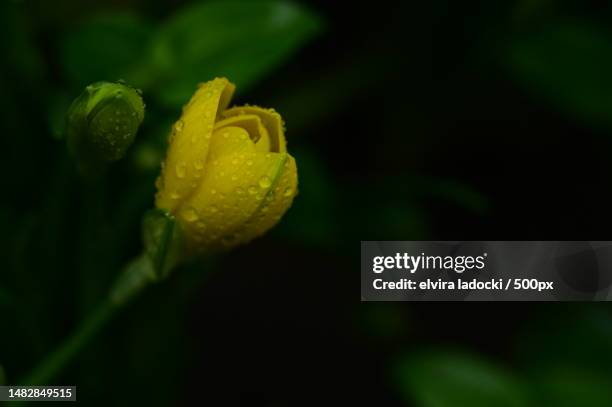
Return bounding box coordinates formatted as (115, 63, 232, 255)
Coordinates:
(394, 351, 532, 407)
(530, 366, 612, 407)
(516, 306, 612, 377)
(507, 20, 612, 128)
(149, 0, 323, 107)
(60, 13, 154, 88)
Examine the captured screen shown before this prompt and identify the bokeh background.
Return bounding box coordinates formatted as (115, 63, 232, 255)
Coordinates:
(1, 0, 612, 405)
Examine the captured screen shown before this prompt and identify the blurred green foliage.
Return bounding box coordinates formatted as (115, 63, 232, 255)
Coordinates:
(149, 1, 322, 106)
(1, 0, 612, 405)
(508, 19, 612, 128)
(392, 306, 612, 407)
(60, 13, 154, 89)
(395, 350, 530, 407)
(60, 1, 322, 108)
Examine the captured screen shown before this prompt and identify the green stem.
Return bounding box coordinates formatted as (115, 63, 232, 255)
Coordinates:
(18, 299, 115, 386)
(17, 254, 155, 386)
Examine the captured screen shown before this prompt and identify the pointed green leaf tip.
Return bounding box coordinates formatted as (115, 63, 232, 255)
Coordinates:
(66, 81, 145, 167)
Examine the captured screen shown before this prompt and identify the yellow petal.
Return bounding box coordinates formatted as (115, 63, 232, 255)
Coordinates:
(179, 149, 289, 251)
(213, 114, 268, 145)
(156, 78, 235, 213)
(222, 105, 286, 153)
(207, 126, 257, 162)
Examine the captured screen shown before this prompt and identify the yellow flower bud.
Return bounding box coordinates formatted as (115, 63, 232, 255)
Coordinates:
(155, 78, 298, 252)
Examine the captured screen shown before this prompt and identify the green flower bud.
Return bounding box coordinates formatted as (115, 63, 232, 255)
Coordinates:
(66, 81, 145, 172)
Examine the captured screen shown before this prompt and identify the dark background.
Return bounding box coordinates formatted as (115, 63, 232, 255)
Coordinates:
(1, 0, 612, 405)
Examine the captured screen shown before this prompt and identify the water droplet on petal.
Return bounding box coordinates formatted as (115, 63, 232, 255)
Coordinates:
(248, 186, 258, 195)
(175, 120, 184, 132)
(182, 207, 198, 222)
(283, 187, 293, 197)
(175, 163, 186, 178)
(259, 176, 272, 189)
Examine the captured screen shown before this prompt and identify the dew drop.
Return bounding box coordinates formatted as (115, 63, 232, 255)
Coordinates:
(194, 160, 204, 170)
(248, 186, 258, 195)
(174, 120, 184, 132)
(175, 163, 186, 178)
(259, 176, 272, 189)
(283, 187, 293, 197)
(182, 208, 198, 222)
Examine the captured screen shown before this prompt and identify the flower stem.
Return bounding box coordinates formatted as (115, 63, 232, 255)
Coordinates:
(18, 299, 115, 386)
(17, 254, 155, 386)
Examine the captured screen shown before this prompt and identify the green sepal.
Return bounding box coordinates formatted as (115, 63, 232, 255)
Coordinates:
(142, 208, 185, 280)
